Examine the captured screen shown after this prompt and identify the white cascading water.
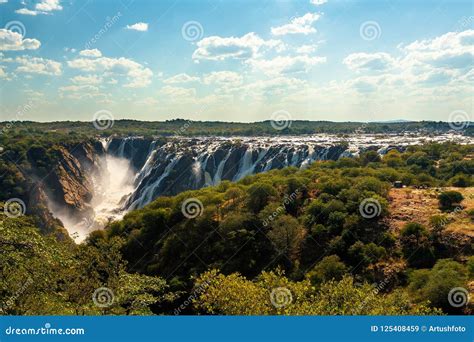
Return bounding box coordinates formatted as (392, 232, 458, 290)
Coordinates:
(90, 155, 135, 228)
(52, 132, 470, 242)
(213, 148, 232, 185)
(53, 155, 135, 243)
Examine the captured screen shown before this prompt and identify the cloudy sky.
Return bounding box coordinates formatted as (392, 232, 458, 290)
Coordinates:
(0, 0, 472, 123)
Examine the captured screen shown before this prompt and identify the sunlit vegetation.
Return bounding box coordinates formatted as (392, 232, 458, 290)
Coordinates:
(101, 142, 472, 315)
(193, 269, 440, 315)
(1, 120, 472, 138)
(0, 211, 178, 315)
(1, 136, 473, 315)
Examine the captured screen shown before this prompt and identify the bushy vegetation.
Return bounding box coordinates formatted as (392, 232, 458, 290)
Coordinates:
(408, 259, 469, 314)
(193, 269, 439, 315)
(1, 138, 473, 315)
(1, 120, 470, 138)
(438, 191, 464, 211)
(0, 211, 178, 315)
(99, 143, 472, 315)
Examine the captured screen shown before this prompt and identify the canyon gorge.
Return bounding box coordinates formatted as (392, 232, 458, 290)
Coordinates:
(22, 133, 470, 242)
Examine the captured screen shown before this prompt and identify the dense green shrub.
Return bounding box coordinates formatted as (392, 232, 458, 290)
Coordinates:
(306, 255, 348, 285)
(438, 191, 464, 211)
(408, 259, 469, 314)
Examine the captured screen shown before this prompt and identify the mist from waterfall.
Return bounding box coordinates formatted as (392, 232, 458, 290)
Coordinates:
(91, 155, 135, 228)
(52, 155, 135, 243)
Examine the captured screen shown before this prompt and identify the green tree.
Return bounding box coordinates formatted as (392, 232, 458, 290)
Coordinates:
(194, 270, 439, 315)
(246, 182, 277, 213)
(438, 191, 464, 211)
(400, 222, 435, 268)
(306, 255, 347, 285)
(408, 259, 469, 314)
(267, 215, 305, 265)
(360, 151, 381, 166)
(0, 211, 175, 315)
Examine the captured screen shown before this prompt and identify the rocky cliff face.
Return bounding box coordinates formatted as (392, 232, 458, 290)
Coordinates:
(23, 133, 468, 240)
(107, 137, 157, 170)
(27, 141, 105, 232)
(119, 137, 354, 210)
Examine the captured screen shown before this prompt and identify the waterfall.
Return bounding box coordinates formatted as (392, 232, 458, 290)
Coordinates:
(233, 147, 254, 181)
(118, 138, 127, 158)
(52, 133, 469, 241)
(134, 141, 158, 184)
(213, 148, 233, 185)
(99, 136, 419, 213)
(129, 155, 181, 210)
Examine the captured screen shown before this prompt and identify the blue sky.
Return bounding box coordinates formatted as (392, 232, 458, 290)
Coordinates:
(0, 0, 472, 122)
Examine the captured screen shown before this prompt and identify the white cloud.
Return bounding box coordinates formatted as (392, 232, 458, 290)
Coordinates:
(79, 49, 102, 58)
(0, 0, 8, 4)
(203, 71, 243, 88)
(343, 52, 395, 72)
(0, 66, 8, 79)
(67, 55, 153, 88)
(135, 97, 159, 106)
(296, 45, 317, 54)
(16, 0, 62, 15)
(15, 56, 62, 75)
(125, 22, 149, 32)
(248, 55, 326, 76)
(59, 84, 98, 93)
(163, 73, 200, 84)
(271, 13, 320, 36)
(239, 76, 308, 100)
(36, 0, 62, 12)
(59, 84, 107, 100)
(71, 74, 102, 85)
(399, 30, 474, 71)
(341, 30, 474, 94)
(414, 69, 458, 86)
(192, 32, 283, 61)
(0, 29, 41, 51)
(160, 86, 196, 98)
(310, 0, 327, 5)
(15, 8, 42, 15)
